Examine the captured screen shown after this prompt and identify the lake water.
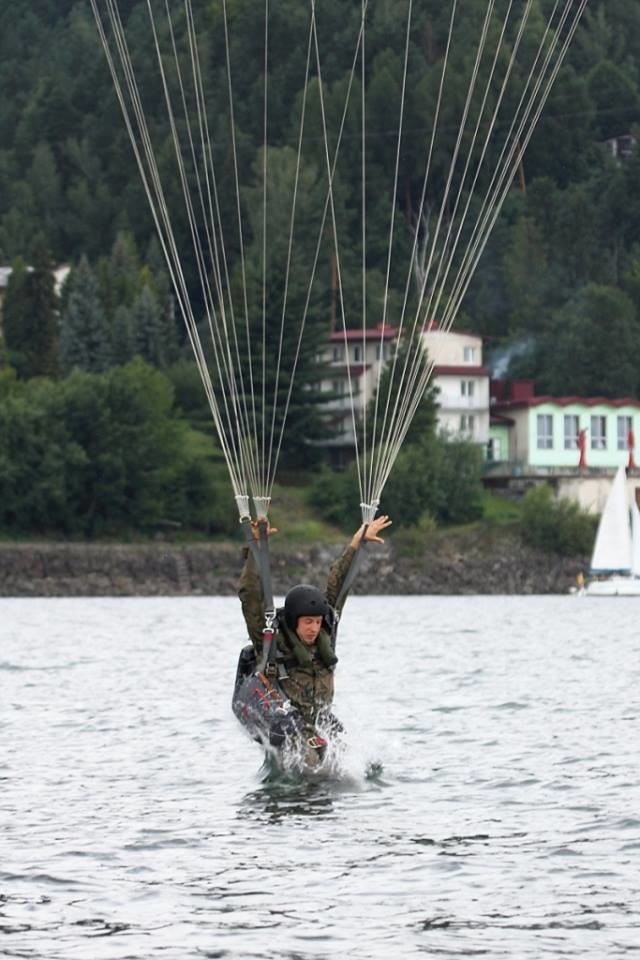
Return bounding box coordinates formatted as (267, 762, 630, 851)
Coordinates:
(1, 594, 639, 959)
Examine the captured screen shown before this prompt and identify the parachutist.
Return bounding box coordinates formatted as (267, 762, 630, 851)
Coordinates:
(233, 514, 392, 764)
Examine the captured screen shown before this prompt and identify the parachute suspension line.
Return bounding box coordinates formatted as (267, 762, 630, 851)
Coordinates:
(373, 0, 509, 501)
(432, 1, 533, 339)
(381, 0, 587, 502)
(417, 0, 516, 333)
(91, 0, 250, 500)
(438, 0, 589, 337)
(426, 1, 586, 488)
(90, 0, 251, 501)
(161, 0, 260, 498)
(366, 0, 414, 510)
(389, 0, 501, 447)
(269, 0, 371, 514)
(265, 16, 315, 496)
(92, 0, 589, 524)
(364, 0, 588, 509)
(313, 2, 362, 509)
(180, 0, 261, 499)
(158, 0, 264, 500)
(369, 0, 458, 506)
(92, 0, 326, 517)
(261, 0, 269, 493)
(418, 0, 536, 339)
(360, 0, 368, 507)
(308, 0, 372, 512)
(220, 0, 263, 499)
(159, 0, 257, 501)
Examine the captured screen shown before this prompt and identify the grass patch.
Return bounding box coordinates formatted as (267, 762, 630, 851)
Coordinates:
(481, 492, 523, 526)
(263, 483, 347, 546)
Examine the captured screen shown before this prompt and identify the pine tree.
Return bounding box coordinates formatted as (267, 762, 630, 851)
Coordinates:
(3, 244, 59, 379)
(2, 258, 30, 377)
(59, 255, 110, 374)
(132, 284, 166, 367)
(26, 239, 59, 378)
(110, 303, 135, 367)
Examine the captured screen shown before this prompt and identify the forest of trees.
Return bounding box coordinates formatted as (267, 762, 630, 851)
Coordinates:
(1, 1, 640, 537)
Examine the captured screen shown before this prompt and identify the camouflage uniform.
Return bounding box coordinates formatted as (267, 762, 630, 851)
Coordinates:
(237, 545, 356, 730)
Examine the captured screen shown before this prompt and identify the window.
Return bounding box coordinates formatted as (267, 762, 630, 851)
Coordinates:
(332, 345, 343, 362)
(591, 415, 607, 450)
(564, 414, 579, 450)
(461, 380, 475, 397)
(376, 343, 387, 361)
(460, 414, 475, 434)
(618, 415, 632, 451)
(537, 414, 553, 449)
(463, 345, 477, 363)
(487, 437, 502, 461)
(353, 345, 362, 362)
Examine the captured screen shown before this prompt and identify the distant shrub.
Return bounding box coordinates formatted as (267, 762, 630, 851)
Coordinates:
(519, 483, 596, 555)
(308, 466, 359, 531)
(309, 433, 484, 531)
(393, 513, 438, 557)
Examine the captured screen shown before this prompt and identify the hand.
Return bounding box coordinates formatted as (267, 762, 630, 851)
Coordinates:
(350, 514, 392, 548)
(364, 514, 392, 542)
(249, 519, 278, 541)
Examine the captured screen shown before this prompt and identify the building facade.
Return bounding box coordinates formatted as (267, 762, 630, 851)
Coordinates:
(317, 324, 397, 462)
(489, 379, 640, 511)
(421, 327, 490, 445)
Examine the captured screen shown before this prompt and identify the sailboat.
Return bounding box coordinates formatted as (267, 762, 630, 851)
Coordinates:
(585, 466, 640, 596)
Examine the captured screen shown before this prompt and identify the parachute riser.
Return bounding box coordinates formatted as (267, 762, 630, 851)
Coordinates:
(360, 499, 380, 524)
(239, 503, 277, 675)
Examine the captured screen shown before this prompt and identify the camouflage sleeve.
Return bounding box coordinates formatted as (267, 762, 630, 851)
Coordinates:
(325, 544, 358, 613)
(237, 549, 265, 651)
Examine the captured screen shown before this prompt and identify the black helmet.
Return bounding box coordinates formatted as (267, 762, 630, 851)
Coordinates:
(283, 584, 329, 630)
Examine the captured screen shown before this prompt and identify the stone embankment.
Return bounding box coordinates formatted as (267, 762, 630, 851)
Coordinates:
(0, 534, 587, 597)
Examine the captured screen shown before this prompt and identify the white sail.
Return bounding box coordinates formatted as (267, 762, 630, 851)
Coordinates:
(590, 466, 632, 574)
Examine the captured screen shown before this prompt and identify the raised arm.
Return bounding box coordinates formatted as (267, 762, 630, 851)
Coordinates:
(326, 514, 392, 612)
(237, 520, 278, 651)
(237, 549, 267, 650)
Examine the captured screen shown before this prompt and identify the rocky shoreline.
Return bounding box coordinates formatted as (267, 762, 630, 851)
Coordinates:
(0, 534, 586, 597)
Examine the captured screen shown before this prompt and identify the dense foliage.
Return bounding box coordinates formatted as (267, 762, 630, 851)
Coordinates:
(0, 360, 235, 538)
(2, 2, 640, 395)
(1, 2, 639, 538)
(519, 483, 597, 555)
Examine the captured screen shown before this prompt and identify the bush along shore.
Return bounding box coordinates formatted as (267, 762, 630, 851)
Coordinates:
(0, 531, 588, 597)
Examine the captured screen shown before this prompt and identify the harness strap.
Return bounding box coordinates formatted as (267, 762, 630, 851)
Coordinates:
(330, 526, 369, 645)
(241, 516, 278, 675)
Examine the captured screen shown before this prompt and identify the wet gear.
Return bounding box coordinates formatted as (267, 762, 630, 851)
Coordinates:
(234, 542, 357, 759)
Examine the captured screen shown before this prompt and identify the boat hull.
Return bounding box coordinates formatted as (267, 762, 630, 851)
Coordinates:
(585, 576, 640, 596)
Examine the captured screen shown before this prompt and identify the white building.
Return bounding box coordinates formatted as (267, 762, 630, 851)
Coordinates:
(318, 324, 397, 461)
(421, 327, 490, 445)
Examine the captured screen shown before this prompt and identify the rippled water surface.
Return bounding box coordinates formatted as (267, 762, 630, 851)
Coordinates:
(2, 594, 639, 958)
